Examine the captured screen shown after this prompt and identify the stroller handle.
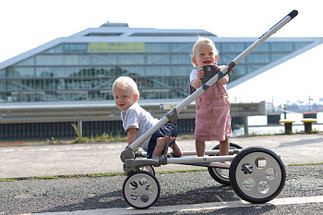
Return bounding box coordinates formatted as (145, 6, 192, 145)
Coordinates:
(120, 10, 298, 162)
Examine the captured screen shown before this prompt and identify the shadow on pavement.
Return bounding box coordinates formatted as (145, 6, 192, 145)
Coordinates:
(279, 137, 323, 148)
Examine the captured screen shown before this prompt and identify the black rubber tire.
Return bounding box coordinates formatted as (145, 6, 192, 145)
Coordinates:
(123, 171, 160, 209)
(207, 143, 242, 186)
(139, 165, 156, 176)
(229, 147, 286, 204)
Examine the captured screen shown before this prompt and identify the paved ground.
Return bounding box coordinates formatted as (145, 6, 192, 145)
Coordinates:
(1, 165, 323, 215)
(1, 134, 323, 178)
(1, 134, 323, 215)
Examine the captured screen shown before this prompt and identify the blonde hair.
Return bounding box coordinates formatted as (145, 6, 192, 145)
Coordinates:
(191, 37, 219, 67)
(112, 76, 140, 97)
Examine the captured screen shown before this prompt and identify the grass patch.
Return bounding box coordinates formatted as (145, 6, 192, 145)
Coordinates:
(0, 169, 206, 182)
(46, 137, 65, 144)
(71, 123, 127, 143)
(178, 134, 195, 139)
(287, 162, 323, 166)
(1, 163, 322, 182)
(0, 172, 127, 182)
(71, 123, 194, 144)
(156, 168, 206, 174)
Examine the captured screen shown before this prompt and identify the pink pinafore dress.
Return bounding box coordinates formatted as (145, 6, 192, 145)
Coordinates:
(195, 83, 232, 142)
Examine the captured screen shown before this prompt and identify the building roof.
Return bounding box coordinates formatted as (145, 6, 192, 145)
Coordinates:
(1, 22, 322, 90)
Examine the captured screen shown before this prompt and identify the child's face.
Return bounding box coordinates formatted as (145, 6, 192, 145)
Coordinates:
(192, 43, 217, 68)
(113, 86, 138, 111)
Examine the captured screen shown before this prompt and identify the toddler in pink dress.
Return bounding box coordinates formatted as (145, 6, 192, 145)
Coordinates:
(190, 37, 232, 158)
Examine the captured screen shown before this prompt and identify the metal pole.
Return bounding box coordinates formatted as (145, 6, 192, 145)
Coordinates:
(244, 116, 249, 135)
(78, 121, 82, 137)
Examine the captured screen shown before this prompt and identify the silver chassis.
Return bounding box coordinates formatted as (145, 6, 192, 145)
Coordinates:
(134, 149, 241, 157)
(123, 149, 241, 173)
(120, 10, 298, 174)
(124, 155, 236, 173)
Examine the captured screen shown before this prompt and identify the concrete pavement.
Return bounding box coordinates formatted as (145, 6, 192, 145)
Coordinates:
(0, 134, 322, 178)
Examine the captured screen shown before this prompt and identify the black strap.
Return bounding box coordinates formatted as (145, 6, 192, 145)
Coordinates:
(162, 122, 175, 156)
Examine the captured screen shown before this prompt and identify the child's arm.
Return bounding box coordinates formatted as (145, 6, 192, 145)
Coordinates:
(127, 128, 138, 146)
(215, 65, 229, 85)
(191, 68, 203, 89)
(218, 74, 229, 85)
(191, 66, 229, 88)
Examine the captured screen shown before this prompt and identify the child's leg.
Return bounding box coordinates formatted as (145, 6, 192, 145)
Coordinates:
(151, 137, 166, 158)
(152, 136, 175, 158)
(219, 138, 229, 156)
(196, 140, 206, 157)
(171, 141, 183, 157)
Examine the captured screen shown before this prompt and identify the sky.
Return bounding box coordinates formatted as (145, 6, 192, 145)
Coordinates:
(1, 0, 322, 105)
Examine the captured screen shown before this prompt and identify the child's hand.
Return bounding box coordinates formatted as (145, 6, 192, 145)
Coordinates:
(161, 136, 176, 142)
(169, 136, 176, 142)
(214, 65, 221, 71)
(197, 68, 205, 80)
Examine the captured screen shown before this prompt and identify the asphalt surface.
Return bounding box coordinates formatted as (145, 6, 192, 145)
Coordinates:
(1, 134, 323, 178)
(0, 134, 323, 215)
(0, 165, 322, 215)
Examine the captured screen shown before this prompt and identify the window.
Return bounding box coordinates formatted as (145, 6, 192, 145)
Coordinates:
(247, 53, 270, 63)
(146, 43, 170, 52)
(92, 54, 118, 65)
(36, 67, 65, 78)
(45, 44, 64, 53)
(271, 42, 294, 52)
(63, 43, 89, 53)
(120, 66, 146, 76)
(271, 53, 288, 61)
(221, 43, 245, 52)
(0, 80, 6, 90)
(64, 55, 91, 66)
(145, 66, 171, 76)
(36, 55, 64, 66)
(171, 54, 191, 64)
(171, 43, 193, 53)
(0, 69, 5, 78)
(16, 57, 35, 66)
(119, 54, 144, 65)
(295, 42, 310, 50)
(8, 67, 34, 78)
(171, 66, 193, 76)
(147, 54, 170, 64)
(253, 43, 270, 52)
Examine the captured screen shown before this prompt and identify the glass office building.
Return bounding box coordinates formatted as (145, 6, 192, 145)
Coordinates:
(1, 22, 322, 103)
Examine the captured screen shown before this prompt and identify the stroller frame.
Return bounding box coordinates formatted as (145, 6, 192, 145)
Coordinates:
(120, 10, 298, 209)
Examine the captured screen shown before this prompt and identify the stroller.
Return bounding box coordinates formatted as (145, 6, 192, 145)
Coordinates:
(120, 10, 298, 209)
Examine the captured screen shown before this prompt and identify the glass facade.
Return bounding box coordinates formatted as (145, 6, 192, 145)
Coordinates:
(0, 31, 313, 103)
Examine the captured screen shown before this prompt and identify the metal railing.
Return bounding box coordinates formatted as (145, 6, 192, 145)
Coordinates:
(0, 100, 266, 137)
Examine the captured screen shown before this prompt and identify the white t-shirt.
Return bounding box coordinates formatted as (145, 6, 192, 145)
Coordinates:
(190, 69, 198, 84)
(121, 102, 159, 151)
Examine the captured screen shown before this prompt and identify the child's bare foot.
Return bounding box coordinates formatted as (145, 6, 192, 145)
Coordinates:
(171, 142, 183, 157)
(158, 136, 176, 146)
(152, 136, 176, 158)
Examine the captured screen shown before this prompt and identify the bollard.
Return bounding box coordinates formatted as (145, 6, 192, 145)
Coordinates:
(279, 120, 295, 134)
(301, 118, 317, 134)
